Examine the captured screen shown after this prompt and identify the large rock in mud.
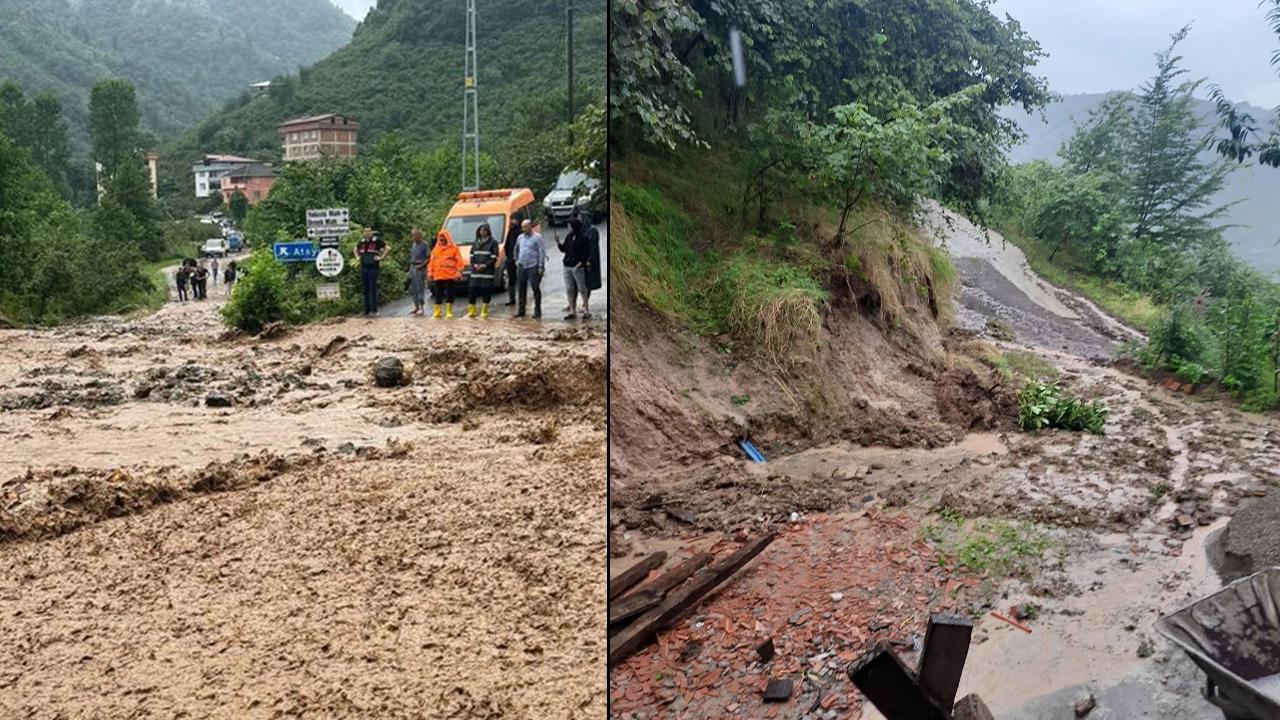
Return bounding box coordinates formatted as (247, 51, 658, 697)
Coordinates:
(205, 391, 235, 408)
(373, 357, 406, 388)
(1207, 493, 1280, 582)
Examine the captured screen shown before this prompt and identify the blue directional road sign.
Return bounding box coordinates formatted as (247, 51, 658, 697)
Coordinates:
(273, 241, 318, 263)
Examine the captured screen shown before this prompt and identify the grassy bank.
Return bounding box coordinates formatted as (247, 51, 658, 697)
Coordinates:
(613, 144, 955, 372)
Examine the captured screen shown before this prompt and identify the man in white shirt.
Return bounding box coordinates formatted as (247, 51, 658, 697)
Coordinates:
(514, 219, 546, 319)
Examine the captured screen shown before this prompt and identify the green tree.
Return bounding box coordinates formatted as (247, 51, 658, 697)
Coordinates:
(804, 90, 979, 243)
(228, 191, 250, 225)
(89, 79, 141, 181)
(1125, 28, 1231, 291)
(0, 82, 72, 196)
(99, 156, 165, 260)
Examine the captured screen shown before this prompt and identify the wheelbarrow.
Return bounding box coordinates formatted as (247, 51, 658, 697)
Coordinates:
(1155, 567, 1280, 720)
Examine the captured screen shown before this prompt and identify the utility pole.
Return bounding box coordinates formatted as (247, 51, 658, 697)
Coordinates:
(566, 0, 575, 145)
(461, 0, 480, 191)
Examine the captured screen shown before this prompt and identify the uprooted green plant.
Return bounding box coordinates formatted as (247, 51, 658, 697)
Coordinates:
(1017, 380, 1108, 434)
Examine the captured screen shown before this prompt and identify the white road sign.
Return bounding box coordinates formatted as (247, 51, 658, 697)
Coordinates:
(315, 248, 345, 277)
(306, 208, 350, 239)
(316, 283, 341, 301)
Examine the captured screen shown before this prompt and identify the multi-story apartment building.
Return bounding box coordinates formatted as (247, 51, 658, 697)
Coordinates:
(278, 114, 359, 162)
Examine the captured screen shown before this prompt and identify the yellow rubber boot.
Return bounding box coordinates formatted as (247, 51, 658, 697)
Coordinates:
(445, 304, 454, 319)
(480, 302, 489, 319)
(467, 304, 477, 318)
(432, 304, 442, 319)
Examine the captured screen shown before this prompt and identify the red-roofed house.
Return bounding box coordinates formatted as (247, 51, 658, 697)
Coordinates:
(218, 163, 277, 205)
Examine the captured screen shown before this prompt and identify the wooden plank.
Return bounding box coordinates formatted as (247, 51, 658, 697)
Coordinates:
(953, 694, 994, 720)
(621, 552, 712, 600)
(609, 590, 660, 626)
(608, 551, 667, 601)
(917, 613, 974, 711)
(847, 642, 948, 720)
(607, 533, 775, 666)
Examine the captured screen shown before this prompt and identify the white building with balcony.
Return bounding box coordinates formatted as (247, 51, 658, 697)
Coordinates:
(191, 154, 260, 198)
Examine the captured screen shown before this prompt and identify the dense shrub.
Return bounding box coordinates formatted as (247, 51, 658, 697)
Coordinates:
(1017, 381, 1108, 434)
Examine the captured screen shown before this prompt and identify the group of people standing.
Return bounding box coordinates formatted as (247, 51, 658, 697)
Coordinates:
(361, 209, 600, 320)
(175, 258, 237, 302)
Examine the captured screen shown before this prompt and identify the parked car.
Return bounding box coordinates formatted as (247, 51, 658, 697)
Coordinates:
(201, 238, 228, 257)
(543, 168, 602, 226)
(226, 233, 245, 252)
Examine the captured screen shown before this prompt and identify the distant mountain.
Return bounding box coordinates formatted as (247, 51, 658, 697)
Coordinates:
(159, 0, 605, 193)
(0, 0, 356, 153)
(1003, 93, 1280, 275)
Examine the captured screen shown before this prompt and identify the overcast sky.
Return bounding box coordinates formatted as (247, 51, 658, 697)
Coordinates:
(993, 0, 1280, 108)
(330, 0, 376, 20)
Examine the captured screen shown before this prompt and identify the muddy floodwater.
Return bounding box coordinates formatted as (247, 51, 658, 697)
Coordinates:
(0, 299, 607, 718)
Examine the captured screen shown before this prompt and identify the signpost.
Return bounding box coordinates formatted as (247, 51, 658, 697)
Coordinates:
(281, 211, 347, 299)
(273, 241, 318, 262)
(314, 248, 345, 277)
(306, 208, 350, 248)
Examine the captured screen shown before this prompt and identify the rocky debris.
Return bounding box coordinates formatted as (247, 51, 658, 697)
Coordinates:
(609, 514, 975, 719)
(1207, 493, 1280, 582)
(1011, 602, 1038, 621)
(934, 368, 1016, 431)
(257, 321, 290, 340)
(318, 335, 348, 358)
(666, 507, 698, 524)
(205, 391, 235, 408)
(129, 362, 310, 407)
(0, 452, 316, 544)
(416, 346, 480, 373)
(1074, 692, 1097, 717)
(518, 420, 560, 445)
(0, 378, 125, 411)
(373, 357, 407, 388)
(461, 353, 605, 409)
(831, 464, 870, 481)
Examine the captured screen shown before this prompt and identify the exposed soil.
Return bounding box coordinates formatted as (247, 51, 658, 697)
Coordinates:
(608, 202, 1280, 719)
(0, 299, 606, 719)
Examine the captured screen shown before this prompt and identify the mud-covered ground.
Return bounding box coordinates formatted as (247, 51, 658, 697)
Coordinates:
(0, 299, 606, 718)
(609, 203, 1279, 719)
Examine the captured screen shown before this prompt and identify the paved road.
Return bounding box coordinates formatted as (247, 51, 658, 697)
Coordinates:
(382, 223, 608, 324)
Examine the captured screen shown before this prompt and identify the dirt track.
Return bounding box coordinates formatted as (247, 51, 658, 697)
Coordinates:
(0, 299, 606, 718)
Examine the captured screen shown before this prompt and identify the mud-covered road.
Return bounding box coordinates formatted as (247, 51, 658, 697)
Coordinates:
(0, 299, 606, 718)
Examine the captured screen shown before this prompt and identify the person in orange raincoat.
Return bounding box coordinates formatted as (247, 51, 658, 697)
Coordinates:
(428, 229, 464, 318)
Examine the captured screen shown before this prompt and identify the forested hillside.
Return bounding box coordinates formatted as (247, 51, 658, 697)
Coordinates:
(1004, 93, 1280, 274)
(159, 0, 605, 197)
(0, 0, 355, 153)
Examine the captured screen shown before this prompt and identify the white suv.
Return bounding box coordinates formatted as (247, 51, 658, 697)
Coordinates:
(544, 169, 601, 226)
(201, 238, 228, 257)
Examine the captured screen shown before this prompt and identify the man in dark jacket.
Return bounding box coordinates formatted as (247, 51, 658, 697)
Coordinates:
(577, 212, 602, 319)
(558, 215, 589, 320)
(502, 211, 523, 306)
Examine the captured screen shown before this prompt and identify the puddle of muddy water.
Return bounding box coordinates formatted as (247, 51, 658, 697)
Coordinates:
(958, 519, 1227, 718)
(958, 432, 1008, 456)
